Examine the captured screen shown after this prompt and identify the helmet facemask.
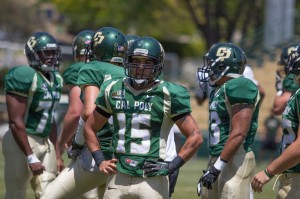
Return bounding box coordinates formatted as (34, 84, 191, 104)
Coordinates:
(27, 45, 60, 72)
(287, 49, 300, 83)
(125, 55, 162, 86)
(198, 55, 230, 86)
(72, 30, 94, 63)
(277, 45, 298, 78)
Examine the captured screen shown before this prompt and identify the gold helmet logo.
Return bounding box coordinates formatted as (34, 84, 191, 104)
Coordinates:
(216, 47, 232, 61)
(27, 36, 37, 50)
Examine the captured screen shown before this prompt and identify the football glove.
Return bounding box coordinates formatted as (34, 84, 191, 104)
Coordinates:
(196, 170, 205, 196)
(200, 166, 221, 190)
(67, 139, 84, 160)
(143, 160, 170, 177)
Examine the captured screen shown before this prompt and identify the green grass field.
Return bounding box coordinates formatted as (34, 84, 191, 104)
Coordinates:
(0, 146, 277, 199)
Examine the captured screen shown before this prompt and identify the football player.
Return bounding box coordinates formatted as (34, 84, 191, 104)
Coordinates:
(57, 29, 94, 155)
(126, 33, 180, 197)
(41, 27, 128, 199)
(3, 32, 63, 199)
(196, 43, 260, 199)
(84, 36, 203, 199)
(56, 29, 100, 199)
(251, 44, 300, 198)
(273, 43, 300, 115)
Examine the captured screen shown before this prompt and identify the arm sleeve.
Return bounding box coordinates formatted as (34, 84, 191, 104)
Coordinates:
(170, 85, 192, 120)
(225, 78, 258, 106)
(5, 66, 35, 97)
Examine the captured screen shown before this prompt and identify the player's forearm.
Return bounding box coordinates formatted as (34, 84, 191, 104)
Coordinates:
(175, 114, 203, 161)
(178, 130, 203, 161)
(267, 139, 300, 175)
(220, 133, 245, 161)
(58, 113, 80, 147)
(84, 127, 101, 152)
(10, 121, 33, 156)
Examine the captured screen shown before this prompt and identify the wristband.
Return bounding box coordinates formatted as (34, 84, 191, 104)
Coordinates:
(169, 156, 185, 173)
(91, 150, 106, 166)
(276, 90, 283, 96)
(213, 157, 227, 171)
(264, 168, 274, 178)
(74, 117, 85, 145)
(27, 154, 40, 164)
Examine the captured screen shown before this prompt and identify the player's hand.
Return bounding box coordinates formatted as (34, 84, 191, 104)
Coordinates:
(67, 140, 84, 160)
(200, 166, 221, 190)
(251, 170, 272, 193)
(196, 170, 205, 196)
(55, 141, 65, 155)
(29, 162, 45, 176)
(143, 160, 170, 177)
(99, 159, 118, 174)
(275, 73, 283, 92)
(56, 157, 65, 173)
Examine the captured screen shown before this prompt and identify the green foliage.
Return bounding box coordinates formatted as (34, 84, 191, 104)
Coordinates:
(49, 0, 197, 44)
(161, 40, 206, 57)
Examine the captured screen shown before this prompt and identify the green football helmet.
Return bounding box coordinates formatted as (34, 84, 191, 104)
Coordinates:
(286, 45, 300, 79)
(198, 43, 247, 86)
(91, 27, 127, 64)
(25, 32, 61, 72)
(125, 34, 140, 48)
(72, 30, 94, 62)
(124, 36, 165, 85)
(277, 43, 299, 78)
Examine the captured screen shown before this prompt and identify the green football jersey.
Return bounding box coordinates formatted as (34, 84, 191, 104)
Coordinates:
(77, 61, 125, 153)
(95, 78, 191, 177)
(63, 62, 85, 85)
(77, 60, 124, 89)
(281, 88, 300, 173)
(5, 66, 63, 137)
(283, 74, 299, 93)
(208, 77, 260, 157)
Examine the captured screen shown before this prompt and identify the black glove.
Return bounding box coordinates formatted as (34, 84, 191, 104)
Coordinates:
(67, 140, 84, 160)
(200, 166, 221, 190)
(143, 160, 170, 177)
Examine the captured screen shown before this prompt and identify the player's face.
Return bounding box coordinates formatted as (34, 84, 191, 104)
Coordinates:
(130, 56, 155, 80)
(37, 49, 57, 66)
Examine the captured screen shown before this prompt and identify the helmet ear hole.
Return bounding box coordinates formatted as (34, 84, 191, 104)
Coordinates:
(218, 64, 226, 71)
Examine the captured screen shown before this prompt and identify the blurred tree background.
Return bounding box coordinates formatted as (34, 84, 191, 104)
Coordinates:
(1, 0, 300, 91)
(1, 0, 300, 56)
(0, 0, 292, 53)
